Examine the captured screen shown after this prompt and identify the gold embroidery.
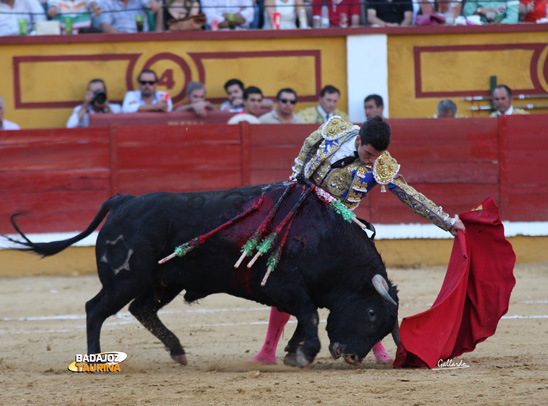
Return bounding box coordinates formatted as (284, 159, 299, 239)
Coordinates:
(324, 168, 354, 197)
(373, 151, 400, 185)
(321, 117, 356, 140)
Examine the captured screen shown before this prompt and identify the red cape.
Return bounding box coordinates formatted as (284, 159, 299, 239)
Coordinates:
(393, 197, 516, 369)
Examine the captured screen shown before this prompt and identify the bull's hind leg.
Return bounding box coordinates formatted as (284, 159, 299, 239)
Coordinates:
(86, 284, 140, 355)
(129, 285, 187, 365)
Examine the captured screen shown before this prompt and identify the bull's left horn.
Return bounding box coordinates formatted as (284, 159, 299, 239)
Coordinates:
(372, 274, 398, 307)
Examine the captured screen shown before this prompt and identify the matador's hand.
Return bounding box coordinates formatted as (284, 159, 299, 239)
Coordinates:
(450, 216, 465, 237)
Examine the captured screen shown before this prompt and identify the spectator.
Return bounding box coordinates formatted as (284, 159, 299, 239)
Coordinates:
(220, 78, 245, 112)
(67, 79, 121, 128)
(434, 0, 463, 23)
(519, 0, 546, 22)
(173, 81, 217, 117)
(364, 94, 384, 120)
(100, 0, 162, 33)
(311, 0, 360, 27)
(227, 86, 264, 124)
(367, 0, 413, 27)
(462, 0, 519, 24)
(47, 0, 102, 34)
(0, 96, 20, 130)
(298, 85, 349, 124)
(260, 88, 305, 124)
(122, 69, 173, 113)
(0, 0, 46, 36)
(158, 0, 201, 31)
(411, 0, 434, 25)
(435, 99, 458, 118)
(201, 0, 254, 30)
(263, 0, 306, 29)
(489, 85, 528, 116)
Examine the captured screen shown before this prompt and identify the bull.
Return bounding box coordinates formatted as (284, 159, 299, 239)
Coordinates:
(7, 181, 400, 368)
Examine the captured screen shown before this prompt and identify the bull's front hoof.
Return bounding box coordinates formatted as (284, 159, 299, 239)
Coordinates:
(284, 349, 311, 368)
(171, 353, 188, 365)
(283, 352, 298, 367)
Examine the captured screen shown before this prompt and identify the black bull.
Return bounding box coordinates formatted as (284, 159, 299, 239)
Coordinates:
(8, 181, 400, 368)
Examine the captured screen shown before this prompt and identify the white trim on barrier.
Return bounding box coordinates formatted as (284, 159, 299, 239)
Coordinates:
(1, 221, 547, 250)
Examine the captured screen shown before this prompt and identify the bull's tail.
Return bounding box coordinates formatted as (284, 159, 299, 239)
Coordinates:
(5, 194, 133, 257)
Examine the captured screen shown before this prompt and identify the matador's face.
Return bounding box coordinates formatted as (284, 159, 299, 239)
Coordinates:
(355, 136, 384, 166)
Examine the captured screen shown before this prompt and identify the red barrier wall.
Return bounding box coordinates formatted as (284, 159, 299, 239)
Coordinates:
(1, 115, 546, 235)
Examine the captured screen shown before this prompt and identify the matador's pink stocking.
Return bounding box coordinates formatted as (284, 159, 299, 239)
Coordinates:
(372, 341, 393, 364)
(251, 307, 291, 364)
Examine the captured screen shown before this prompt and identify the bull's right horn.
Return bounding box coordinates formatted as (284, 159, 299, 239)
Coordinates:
(391, 320, 401, 347)
(372, 274, 398, 307)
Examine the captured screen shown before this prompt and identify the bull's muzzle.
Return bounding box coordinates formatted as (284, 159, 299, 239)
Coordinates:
(329, 342, 363, 366)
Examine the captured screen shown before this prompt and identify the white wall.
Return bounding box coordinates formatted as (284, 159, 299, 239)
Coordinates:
(346, 34, 389, 123)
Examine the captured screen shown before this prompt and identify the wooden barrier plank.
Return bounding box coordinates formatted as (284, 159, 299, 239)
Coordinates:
(117, 168, 242, 194)
(0, 170, 110, 193)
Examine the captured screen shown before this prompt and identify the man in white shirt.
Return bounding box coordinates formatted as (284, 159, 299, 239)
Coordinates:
(0, 96, 20, 130)
(0, 0, 46, 36)
(227, 86, 263, 124)
(67, 79, 121, 128)
(122, 69, 172, 113)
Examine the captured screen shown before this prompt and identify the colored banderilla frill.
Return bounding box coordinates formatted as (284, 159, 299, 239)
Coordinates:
(233, 182, 295, 268)
(312, 185, 375, 238)
(246, 185, 312, 287)
(157, 194, 265, 264)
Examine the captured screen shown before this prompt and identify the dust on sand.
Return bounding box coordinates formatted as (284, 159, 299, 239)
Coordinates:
(1, 263, 546, 405)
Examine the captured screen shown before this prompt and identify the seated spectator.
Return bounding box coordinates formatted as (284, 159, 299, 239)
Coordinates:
(260, 88, 305, 124)
(100, 0, 162, 33)
(298, 85, 350, 124)
(434, 99, 458, 118)
(364, 94, 384, 120)
(489, 85, 528, 116)
(173, 81, 217, 117)
(0, 0, 46, 36)
(0, 96, 21, 130)
(157, 0, 201, 31)
(220, 78, 273, 112)
(201, 0, 254, 30)
(122, 69, 173, 113)
(434, 0, 463, 22)
(67, 79, 121, 128)
(220, 78, 245, 112)
(311, 0, 360, 27)
(519, 0, 546, 22)
(263, 0, 306, 29)
(462, 0, 519, 24)
(47, 0, 102, 34)
(227, 86, 264, 124)
(367, 0, 413, 27)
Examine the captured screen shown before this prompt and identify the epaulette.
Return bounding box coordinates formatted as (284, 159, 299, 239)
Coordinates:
(373, 151, 400, 185)
(321, 116, 360, 141)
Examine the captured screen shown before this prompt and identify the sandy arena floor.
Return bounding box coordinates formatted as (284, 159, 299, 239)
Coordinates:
(1, 263, 546, 405)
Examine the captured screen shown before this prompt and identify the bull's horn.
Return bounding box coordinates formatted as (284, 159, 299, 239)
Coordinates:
(391, 320, 401, 347)
(372, 274, 397, 307)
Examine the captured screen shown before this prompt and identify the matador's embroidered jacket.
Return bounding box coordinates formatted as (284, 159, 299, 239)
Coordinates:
(291, 116, 456, 231)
